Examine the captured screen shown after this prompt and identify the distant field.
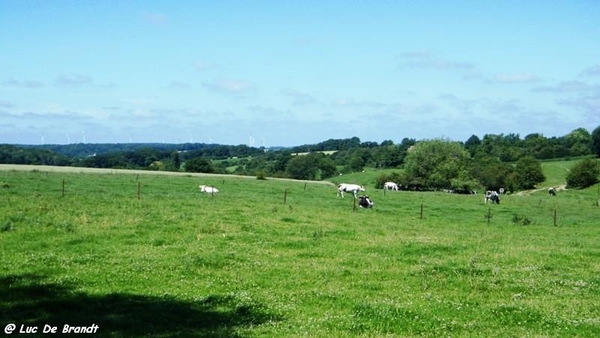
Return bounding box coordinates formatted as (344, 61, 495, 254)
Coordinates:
(1, 162, 599, 337)
(0, 164, 334, 185)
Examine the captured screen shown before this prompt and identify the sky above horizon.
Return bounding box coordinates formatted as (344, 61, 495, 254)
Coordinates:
(1, 0, 599, 147)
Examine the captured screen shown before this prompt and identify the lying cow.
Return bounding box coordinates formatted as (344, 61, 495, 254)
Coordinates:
(484, 190, 500, 204)
(548, 187, 556, 196)
(384, 182, 399, 190)
(199, 185, 219, 194)
(337, 183, 365, 198)
(358, 195, 374, 208)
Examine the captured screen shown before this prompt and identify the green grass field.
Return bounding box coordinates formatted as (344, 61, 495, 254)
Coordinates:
(1, 161, 599, 337)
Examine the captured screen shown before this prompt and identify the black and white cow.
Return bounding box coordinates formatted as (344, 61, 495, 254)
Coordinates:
(358, 195, 374, 208)
(484, 190, 500, 204)
(548, 187, 556, 196)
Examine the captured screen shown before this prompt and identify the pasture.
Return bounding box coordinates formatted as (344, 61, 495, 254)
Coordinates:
(1, 164, 599, 337)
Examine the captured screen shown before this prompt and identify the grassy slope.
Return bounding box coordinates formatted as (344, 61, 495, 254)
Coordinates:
(0, 160, 599, 337)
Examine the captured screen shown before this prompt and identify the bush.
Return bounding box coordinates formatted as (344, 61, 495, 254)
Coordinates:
(566, 158, 600, 189)
(256, 170, 267, 180)
(512, 214, 531, 226)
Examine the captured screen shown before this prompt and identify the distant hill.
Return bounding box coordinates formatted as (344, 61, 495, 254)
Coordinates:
(18, 143, 272, 158)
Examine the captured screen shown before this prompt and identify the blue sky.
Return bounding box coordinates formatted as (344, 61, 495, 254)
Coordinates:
(1, 0, 599, 146)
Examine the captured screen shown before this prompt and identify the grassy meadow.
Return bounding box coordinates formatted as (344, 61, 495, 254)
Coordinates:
(1, 161, 599, 337)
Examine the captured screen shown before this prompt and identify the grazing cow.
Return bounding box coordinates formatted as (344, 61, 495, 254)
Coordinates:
(199, 185, 219, 194)
(337, 183, 365, 198)
(548, 187, 556, 196)
(384, 182, 399, 190)
(484, 190, 500, 204)
(358, 195, 374, 208)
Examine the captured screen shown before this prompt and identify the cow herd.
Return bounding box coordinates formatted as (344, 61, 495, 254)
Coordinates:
(199, 180, 558, 209)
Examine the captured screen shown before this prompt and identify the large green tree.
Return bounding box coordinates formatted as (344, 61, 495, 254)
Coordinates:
(510, 156, 545, 190)
(472, 155, 515, 191)
(403, 139, 476, 191)
(285, 154, 319, 180)
(184, 157, 214, 173)
(284, 153, 339, 180)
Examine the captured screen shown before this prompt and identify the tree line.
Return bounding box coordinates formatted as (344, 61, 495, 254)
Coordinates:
(2, 126, 599, 190)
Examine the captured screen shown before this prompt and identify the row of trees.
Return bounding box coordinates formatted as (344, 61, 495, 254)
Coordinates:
(465, 128, 598, 161)
(0, 145, 72, 166)
(2, 126, 599, 190)
(24, 142, 266, 159)
(375, 140, 549, 193)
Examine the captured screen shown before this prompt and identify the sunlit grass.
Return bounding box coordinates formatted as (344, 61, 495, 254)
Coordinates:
(1, 166, 599, 337)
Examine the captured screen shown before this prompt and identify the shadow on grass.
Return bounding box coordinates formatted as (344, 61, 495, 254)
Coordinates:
(0, 274, 281, 337)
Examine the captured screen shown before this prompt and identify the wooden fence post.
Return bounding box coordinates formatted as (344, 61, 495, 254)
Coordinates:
(485, 207, 492, 225)
(553, 209, 557, 227)
(420, 203, 424, 220)
(283, 189, 288, 204)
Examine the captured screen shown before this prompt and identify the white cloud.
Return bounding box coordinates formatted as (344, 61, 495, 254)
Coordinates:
(331, 98, 386, 108)
(202, 78, 257, 97)
(280, 89, 317, 106)
(580, 64, 600, 77)
(167, 81, 191, 89)
(4, 77, 44, 88)
(439, 94, 478, 113)
(493, 73, 541, 84)
(531, 81, 594, 93)
(122, 97, 156, 105)
(142, 12, 167, 25)
(194, 61, 218, 72)
(0, 100, 14, 108)
(55, 74, 93, 87)
(401, 50, 474, 70)
(557, 93, 600, 118)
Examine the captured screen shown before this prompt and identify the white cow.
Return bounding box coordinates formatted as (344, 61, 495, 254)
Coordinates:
(384, 182, 399, 190)
(199, 185, 219, 194)
(337, 183, 365, 198)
